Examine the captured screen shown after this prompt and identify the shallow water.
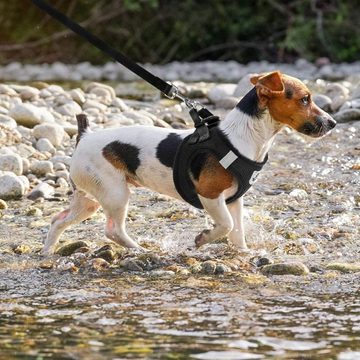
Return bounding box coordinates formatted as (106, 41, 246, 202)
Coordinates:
(1, 81, 360, 359)
(0, 269, 359, 359)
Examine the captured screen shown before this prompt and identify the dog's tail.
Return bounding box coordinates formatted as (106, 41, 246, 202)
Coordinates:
(75, 113, 89, 147)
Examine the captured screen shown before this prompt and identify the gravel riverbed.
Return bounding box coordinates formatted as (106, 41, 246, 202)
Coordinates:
(0, 63, 359, 359)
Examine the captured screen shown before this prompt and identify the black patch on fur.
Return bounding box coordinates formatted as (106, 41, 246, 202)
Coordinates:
(236, 87, 261, 118)
(102, 141, 140, 174)
(285, 88, 293, 99)
(156, 133, 183, 168)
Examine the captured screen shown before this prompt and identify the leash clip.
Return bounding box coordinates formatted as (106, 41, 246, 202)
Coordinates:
(165, 83, 201, 110)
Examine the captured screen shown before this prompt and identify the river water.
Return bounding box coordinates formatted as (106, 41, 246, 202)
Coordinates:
(0, 267, 359, 359)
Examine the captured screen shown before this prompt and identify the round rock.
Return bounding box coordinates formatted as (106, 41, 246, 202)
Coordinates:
(27, 181, 55, 200)
(36, 138, 56, 154)
(0, 173, 26, 200)
(30, 160, 54, 176)
(334, 109, 360, 123)
(9, 103, 55, 127)
(0, 115, 17, 129)
(33, 123, 65, 147)
(261, 262, 310, 276)
(0, 153, 23, 175)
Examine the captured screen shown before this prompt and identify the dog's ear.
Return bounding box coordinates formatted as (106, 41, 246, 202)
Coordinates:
(250, 71, 284, 108)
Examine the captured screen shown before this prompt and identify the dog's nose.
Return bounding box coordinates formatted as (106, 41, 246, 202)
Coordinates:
(327, 117, 336, 129)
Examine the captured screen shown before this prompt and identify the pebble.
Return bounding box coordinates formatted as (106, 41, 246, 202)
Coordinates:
(325, 83, 349, 112)
(289, 188, 308, 200)
(334, 109, 360, 123)
(325, 262, 360, 273)
(36, 138, 56, 154)
(312, 94, 332, 112)
(30, 160, 54, 177)
(56, 101, 82, 117)
(27, 182, 55, 200)
(93, 247, 115, 263)
(256, 257, 272, 267)
(0, 115, 17, 129)
(9, 103, 55, 127)
(0, 198, 8, 209)
(90, 258, 110, 271)
(26, 206, 43, 217)
(201, 260, 217, 274)
(0, 173, 26, 200)
(33, 123, 65, 147)
(13, 244, 31, 254)
(0, 153, 23, 175)
(207, 84, 237, 103)
(119, 258, 144, 272)
(260, 262, 310, 276)
(56, 241, 89, 256)
(149, 270, 175, 278)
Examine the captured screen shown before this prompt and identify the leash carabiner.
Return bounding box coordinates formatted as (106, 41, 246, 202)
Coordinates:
(164, 83, 201, 110)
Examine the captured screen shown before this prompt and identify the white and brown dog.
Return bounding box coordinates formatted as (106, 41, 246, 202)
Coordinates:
(42, 71, 336, 255)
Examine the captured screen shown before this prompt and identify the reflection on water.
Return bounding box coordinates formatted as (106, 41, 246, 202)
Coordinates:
(0, 272, 359, 359)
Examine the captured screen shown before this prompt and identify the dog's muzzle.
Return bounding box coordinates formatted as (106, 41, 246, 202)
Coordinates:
(301, 115, 336, 138)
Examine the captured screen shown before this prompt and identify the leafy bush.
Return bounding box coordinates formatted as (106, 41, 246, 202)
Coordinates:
(0, 0, 359, 64)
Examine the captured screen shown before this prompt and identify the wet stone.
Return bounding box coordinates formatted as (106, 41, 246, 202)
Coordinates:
(256, 257, 273, 267)
(90, 258, 110, 271)
(201, 260, 217, 274)
(215, 263, 232, 274)
(13, 244, 31, 255)
(148, 270, 175, 279)
(95, 250, 115, 263)
(56, 241, 89, 256)
(0, 199, 7, 209)
(119, 258, 144, 272)
(325, 262, 360, 273)
(260, 262, 310, 276)
(39, 259, 55, 270)
(26, 206, 43, 217)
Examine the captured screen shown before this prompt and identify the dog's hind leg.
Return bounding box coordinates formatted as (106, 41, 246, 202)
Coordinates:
(100, 182, 141, 249)
(227, 197, 248, 250)
(195, 194, 234, 247)
(42, 190, 100, 255)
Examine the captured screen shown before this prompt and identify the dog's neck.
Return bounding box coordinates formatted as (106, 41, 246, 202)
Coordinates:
(219, 88, 283, 162)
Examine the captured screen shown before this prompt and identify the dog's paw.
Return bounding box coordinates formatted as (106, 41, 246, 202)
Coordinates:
(194, 230, 211, 248)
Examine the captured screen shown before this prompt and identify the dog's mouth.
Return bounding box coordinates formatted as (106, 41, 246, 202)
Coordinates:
(299, 116, 336, 138)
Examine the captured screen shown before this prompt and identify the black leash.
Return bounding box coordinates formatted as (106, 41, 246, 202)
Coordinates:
(31, 0, 216, 130)
(31, 0, 268, 209)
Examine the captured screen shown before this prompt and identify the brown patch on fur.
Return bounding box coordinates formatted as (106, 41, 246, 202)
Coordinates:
(195, 155, 234, 199)
(103, 151, 128, 171)
(103, 151, 139, 185)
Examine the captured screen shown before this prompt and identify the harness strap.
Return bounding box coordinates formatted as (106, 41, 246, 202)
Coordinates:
(173, 126, 268, 209)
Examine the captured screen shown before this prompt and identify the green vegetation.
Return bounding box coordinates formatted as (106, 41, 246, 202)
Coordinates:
(0, 0, 359, 64)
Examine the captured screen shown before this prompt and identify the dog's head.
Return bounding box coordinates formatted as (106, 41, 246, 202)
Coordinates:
(250, 71, 336, 137)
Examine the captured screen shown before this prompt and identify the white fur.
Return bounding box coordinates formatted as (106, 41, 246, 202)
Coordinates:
(41, 106, 284, 255)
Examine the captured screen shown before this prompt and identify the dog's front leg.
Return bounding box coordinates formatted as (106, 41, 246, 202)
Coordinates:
(195, 194, 234, 247)
(226, 197, 248, 250)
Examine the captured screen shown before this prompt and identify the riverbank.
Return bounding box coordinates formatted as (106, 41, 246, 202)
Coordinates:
(0, 67, 359, 359)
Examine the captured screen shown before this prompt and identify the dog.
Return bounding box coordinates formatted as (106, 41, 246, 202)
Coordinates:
(42, 71, 336, 255)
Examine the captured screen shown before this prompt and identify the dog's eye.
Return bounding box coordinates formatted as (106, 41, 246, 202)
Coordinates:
(301, 95, 310, 106)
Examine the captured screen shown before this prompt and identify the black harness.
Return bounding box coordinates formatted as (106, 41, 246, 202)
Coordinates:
(32, 0, 269, 209)
(173, 109, 268, 209)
